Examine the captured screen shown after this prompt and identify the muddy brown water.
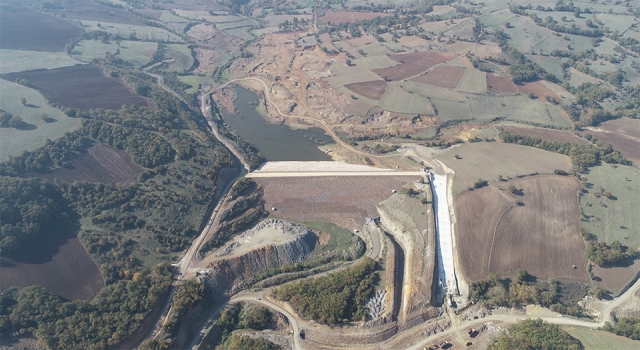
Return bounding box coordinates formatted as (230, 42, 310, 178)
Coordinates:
(221, 87, 333, 161)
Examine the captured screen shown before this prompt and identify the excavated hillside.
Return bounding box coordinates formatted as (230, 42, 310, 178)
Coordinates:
(377, 178, 438, 324)
(202, 219, 317, 295)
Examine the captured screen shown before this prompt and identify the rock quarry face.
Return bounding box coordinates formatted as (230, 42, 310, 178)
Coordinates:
(204, 219, 317, 294)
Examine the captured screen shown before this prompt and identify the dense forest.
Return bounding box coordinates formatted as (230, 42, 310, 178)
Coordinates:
(215, 334, 280, 350)
(274, 258, 377, 324)
(470, 270, 588, 317)
(0, 263, 172, 349)
(0, 178, 72, 255)
(0, 78, 239, 348)
(489, 319, 583, 350)
(603, 317, 640, 340)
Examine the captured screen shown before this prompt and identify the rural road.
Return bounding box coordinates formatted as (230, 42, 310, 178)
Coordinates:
(189, 291, 302, 350)
(246, 170, 426, 178)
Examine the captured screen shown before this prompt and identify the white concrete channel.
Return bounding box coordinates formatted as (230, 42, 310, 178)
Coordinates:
(431, 173, 459, 304)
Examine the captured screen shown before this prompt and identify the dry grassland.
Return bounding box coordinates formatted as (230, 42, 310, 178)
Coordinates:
(437, 142, 572, 194)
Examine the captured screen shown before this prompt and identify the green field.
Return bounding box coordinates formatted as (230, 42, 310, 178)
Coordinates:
(354, 42, 391, 57)
(525, 54, 564, 81)
(0, 80, 81, 161)
(178, 75, 199, 94)
(78, 20, 183, 43)
(0, 50, 80, 74)
(378, 83, 434, 115)
(70, 40, 157, 67)
(403, 80, 471, 121)
(467, 94, 572, 127)
(595, 14, 636, 33)
(159, 44, 194, 72)
(456, 69, 487, 94)
(579, 164, 640, 246)
(326, 69, 382, 88)
(437, 142, 572, 194)
(564, 327, 640, 350)
(224, 27, 254, 41)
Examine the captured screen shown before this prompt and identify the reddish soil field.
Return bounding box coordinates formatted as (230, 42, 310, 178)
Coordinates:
(344, 80, 387, 100)
(2, 65, 149, 110)
(0, 237, 104, 301)
(0, 9, 83, 51)
(30, 143, 144, 187)
(254, 176, 419, 231)
(456, 175, 590, 283)
(486, 73, 517, 93)
(586, 119, 640, 165)
(592, 259, 640, 295)
(501, 126, 591, 146)
(410, 65, 465, 89)
(321, 10, 391, 24)
(373, 52, 455, 81)
(516, 81, 561, 102)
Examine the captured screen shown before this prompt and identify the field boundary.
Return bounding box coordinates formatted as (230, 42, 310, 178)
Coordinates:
(486, 204, 514, 275)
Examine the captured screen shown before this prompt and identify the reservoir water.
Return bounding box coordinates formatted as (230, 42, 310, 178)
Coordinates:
(220, 87, 333, 161)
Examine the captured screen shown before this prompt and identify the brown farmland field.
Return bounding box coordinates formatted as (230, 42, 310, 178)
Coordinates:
(3, 65, 149, 110)
(410, 65, 465, 89)
(516, 81, 561, 101)
(254, 176, 419, 231)
(592, 260, 640, 295)
(373, 52, 455, 81)
(321, 10, 391, 24)
(31, 143, 144, 187)
(486, 73, 517, 93)
(586, 119, 640, 165)
(501, 126, 591, 146)
(0, 237, 104, 301)
(0, 9, 83, 51)
(344, 80, 388, 100)
(456, 175, 589, 283)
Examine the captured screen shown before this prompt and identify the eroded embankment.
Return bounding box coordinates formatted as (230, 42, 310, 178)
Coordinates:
(377, 179, 437, 322)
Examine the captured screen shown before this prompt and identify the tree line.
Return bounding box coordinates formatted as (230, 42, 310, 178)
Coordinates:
(499, 132, 628, 172)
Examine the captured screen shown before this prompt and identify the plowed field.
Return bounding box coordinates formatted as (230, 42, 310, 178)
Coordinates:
(344, 80, 387, 100)
(0, 237, 104, 301)
(456, 175, 589, 282)
(2, 65, 149, 110)
(516, 81, 561, 101)
(0, 9, 83, 51)
(31, 143, 144, 186)
(586, 119, 640, 165)
(254, 176, 419, 231)
(410, 65, 465, 89)
(486, 73, 517, 93)
(373, 52, 454, 81)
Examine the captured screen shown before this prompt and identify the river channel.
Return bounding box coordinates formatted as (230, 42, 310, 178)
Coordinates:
(220, 87, 333, 161)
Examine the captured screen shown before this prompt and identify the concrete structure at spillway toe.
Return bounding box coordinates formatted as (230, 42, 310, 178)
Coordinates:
(431, 173, 458, 304)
